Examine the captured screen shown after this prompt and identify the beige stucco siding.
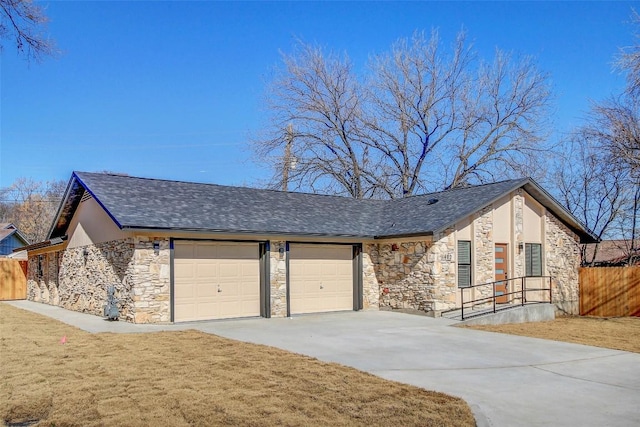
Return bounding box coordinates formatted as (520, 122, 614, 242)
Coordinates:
(66, 197, 129, 248)
(493, 194, 511, 243)
(523, 194, 544, 244)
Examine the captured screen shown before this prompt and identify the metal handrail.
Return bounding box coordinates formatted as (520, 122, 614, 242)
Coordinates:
(460, 276, 553, 320)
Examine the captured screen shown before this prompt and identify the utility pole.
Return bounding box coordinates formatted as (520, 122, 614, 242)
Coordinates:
(282, 123, 293, 191)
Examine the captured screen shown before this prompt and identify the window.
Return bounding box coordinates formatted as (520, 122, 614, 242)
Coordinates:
(525, 243, 542, 276)
(458, 240, 472, 287)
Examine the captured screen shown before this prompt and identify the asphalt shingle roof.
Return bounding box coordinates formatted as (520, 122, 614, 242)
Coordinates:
(72, 172, 387, 237)
(47, 171, 596, 243)
(378, 180, 528, 237)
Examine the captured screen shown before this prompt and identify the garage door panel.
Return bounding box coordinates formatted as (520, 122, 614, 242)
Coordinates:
(174, 264, 196, 279)
(218, 263, 241, 278)
(174, 244, 195, 258)
(197, 301, 217, 317)
(218, 282, 239, 296)
(174, 303, 194, 321)
(177, 283, 196, 299)
(197, 284, 217, 298)
(173, 241, 260, 322)
(216, 243, 257, 259)
(289, 244, 354, 314)
(196, 263, 216, 277)
(195, 244, 218, 259)
(336, 263, 352, 275)
(320, 264, 338, 275)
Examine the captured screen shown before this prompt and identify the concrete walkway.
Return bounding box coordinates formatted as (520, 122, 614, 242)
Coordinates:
(5, 300, 640, 426)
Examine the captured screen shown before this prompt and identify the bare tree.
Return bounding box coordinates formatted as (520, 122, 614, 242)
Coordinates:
(0, 178, 66, 243)
(255, 43, 374, 198)
(551, 136, 628, 265)
(361, 31, 474, 196)
(555, 94, 640, 265)
(553, 8, 640, 266)
(0, 0, 55, 60)
(255, 30, 552, 198)
(617, 9, 640, 97)
(585, 96, 640, 179)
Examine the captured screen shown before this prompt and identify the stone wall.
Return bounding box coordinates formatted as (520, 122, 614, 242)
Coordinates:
(27, 236, 172, 323)
(513, 193, 525, 277)
(429, 230, 458, 311)
(545, 215, 581, 314)
(365, 194, 583, 315)
(269, 241, 287, 317)
(28, 238, 137, 320)
(472, 206, 496, 303)
(361, 248, 379, 310)
(131, 237, 171, 323)
(28, 251, 61, 306)
(366, 240, 449, 313)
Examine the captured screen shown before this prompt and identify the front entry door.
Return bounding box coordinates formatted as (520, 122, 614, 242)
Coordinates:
(495, 244, 508, 303)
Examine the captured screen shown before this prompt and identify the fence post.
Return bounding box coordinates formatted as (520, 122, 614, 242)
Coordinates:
(460, 287, 464, 320)
(549, 276, 552, 304)
(521, 276, 525, 306)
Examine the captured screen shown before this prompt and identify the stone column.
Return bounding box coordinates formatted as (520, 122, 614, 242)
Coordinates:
(269, 240, 287, 317)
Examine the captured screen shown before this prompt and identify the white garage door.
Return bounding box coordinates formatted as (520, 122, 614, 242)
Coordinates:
(289, 244, 354, 314)
(173, 241, 260, 322)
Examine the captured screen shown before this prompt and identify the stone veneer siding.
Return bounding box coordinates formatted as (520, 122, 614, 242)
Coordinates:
(269, 241, 287, 317)
(361, 249, 380, 310)
(545, 215, 581, 314)
(27, 236, 171, 323)
(366, 240, 457, 313)
(131, 237, 170, 323)
(367, 194, 582, 315)
(472, 205, 497, 304)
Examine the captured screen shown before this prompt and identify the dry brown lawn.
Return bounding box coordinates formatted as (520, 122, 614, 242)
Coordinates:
(465, 316, 640, 353)
(0, 304, 474, 427)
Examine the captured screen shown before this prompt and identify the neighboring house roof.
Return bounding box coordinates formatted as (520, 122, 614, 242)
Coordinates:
(584, 240, 640, 265)
(47, 171, 598, 243)
(0, 223, 30, 246)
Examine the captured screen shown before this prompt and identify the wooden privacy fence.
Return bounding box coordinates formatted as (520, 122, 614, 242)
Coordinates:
(580, 267, 640, 317)
(0, 259, 28, 301)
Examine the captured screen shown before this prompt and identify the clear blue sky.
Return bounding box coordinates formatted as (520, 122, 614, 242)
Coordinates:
(1, 1, 637, 189)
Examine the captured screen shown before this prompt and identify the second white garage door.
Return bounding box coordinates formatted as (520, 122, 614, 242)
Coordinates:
(173, 241, 260, 322)
(289, 244, 354, 314)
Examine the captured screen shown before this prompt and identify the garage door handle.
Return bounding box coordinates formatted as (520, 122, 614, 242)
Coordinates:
(217, 286, 222, 293)
(320, 284, 324, 289)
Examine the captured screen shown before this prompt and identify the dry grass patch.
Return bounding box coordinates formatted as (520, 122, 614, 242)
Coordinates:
(465, 316, 640, 353)
(0, 304, 474, 427)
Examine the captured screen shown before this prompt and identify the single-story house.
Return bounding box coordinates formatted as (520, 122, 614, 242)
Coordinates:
(20, 171, 597, 323)
(0, 223, 29, 256)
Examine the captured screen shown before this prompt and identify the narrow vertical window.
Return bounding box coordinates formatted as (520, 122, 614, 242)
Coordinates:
(525, 243, 542, 276)
(458, 240, 472, 288)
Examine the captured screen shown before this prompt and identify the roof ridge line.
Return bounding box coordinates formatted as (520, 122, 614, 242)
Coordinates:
(74, 171, 388, 202)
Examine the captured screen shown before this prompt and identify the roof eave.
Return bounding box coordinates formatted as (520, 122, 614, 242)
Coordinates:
(120, 225, 375, 240)
(428, 178, 598, 243)
(47, 174, 82, 239)
(48, 172, 125, 239)
(522, 181, 599, 244)
(16, 235, 68, 253)
(373, 231, 434, 240)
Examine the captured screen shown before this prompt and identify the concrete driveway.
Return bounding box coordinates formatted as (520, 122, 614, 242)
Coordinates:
(7, 301, 640, 426)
